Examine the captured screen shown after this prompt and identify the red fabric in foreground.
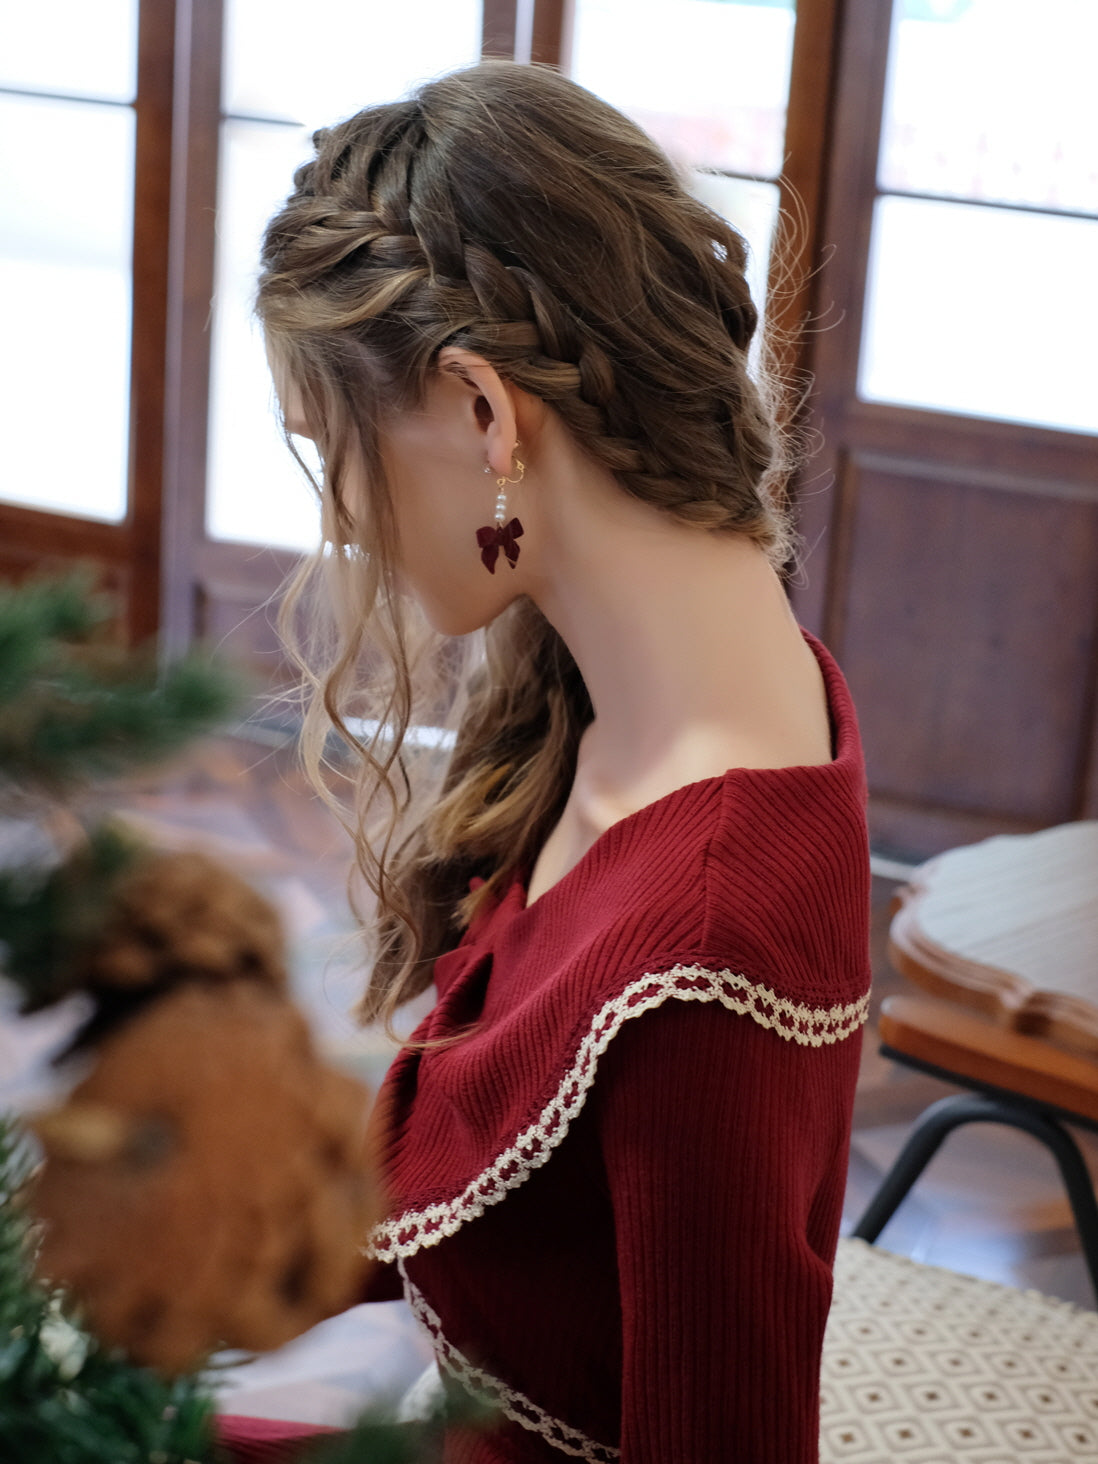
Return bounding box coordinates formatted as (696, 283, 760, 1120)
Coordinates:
(216, 1414, 342, 1464)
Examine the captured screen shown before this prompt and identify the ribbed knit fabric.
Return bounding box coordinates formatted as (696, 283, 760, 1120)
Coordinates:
(215, 1416, 342, 1461)
(354, 633, 872, 1464)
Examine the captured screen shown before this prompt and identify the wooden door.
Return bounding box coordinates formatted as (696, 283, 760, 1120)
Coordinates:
(791, 0, 1098, 857)
(0, 0, 176, 643)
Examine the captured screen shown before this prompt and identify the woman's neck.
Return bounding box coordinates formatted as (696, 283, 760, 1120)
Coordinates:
(523, 440, 831, 818)
(517, 435, 832, 910)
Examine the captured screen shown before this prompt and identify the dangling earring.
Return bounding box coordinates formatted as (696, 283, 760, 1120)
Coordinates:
(475, 449, 525, 574)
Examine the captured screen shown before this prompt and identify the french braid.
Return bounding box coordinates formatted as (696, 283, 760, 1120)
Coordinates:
(258, 62, 794, 1029)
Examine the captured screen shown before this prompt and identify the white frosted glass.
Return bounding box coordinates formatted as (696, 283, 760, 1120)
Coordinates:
(207, 121, 323, 551)
(880, 0, 1098, 214)
(0, 96, 133, 520)
(0, 261, 130, 520)
(859, 196, 1098, 435)
(212, 3, 485, 551)
(0, 94, 133, 265)
(224, 0, 482, 128)
(570, 0, 795, 179)
(0, 0, 137, 102)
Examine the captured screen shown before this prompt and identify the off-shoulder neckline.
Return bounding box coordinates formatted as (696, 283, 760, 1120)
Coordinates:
(499, 629, 857, 919)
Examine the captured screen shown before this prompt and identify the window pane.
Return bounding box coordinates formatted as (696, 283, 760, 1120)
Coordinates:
(224, 0, 482, 127)
(570, 0, 796, 179)
(207, 121, 323, 551)
(211, 5, 486, 551)
(859, 195, 1098, 435)
(879, 0, 1098, 214)
(0, 95, 133, 520)
(0, 0, 137, 103)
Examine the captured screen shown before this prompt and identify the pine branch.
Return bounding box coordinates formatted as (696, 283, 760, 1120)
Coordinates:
(0, 577, 501, 1460)
(0, 824, 140, 1014)
(0, 1113, 220, 1463)
(2, 1111, 494, 1463)
(0, 574, 240, 800)
(0, 576, 110, 706)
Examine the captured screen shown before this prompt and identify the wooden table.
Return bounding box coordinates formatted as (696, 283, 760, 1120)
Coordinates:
(853, 821, 1098, 1298)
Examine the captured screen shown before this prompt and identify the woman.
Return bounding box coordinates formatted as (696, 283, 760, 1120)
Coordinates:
(253, 60, 870, 1463)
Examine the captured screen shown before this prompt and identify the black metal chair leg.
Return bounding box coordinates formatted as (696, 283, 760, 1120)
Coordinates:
(852, 1094, 991, 1243)
(996, 1101, 1098, 1304)
(852, 1091, 1098, 1305)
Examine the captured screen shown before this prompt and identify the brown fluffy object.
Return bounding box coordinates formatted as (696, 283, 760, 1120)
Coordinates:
(30, 979, 377, 1374)
(77, 848, 289, 996)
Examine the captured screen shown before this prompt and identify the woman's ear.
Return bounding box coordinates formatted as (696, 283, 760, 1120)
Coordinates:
(437, 346, 519, 477)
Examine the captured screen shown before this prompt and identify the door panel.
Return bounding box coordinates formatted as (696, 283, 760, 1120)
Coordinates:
(793, 0, 1098, 857)
(833, 453, 1098, 821)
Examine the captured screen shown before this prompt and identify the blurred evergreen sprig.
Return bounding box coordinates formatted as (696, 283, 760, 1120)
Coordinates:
(0, 822, 139, 1016)
(302, 1388, 495, 1464)
(0, 1106, 493, 1461)
(1, 1102, 490, 1461)
(0, 1114, 220, 1463)
(0, 574, 239, 797)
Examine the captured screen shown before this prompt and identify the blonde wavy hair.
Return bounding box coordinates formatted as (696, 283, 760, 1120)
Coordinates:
(257, 61, 794, 1032)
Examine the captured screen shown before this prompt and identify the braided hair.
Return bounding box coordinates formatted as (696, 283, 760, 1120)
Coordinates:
(258, 61, 793, 1028)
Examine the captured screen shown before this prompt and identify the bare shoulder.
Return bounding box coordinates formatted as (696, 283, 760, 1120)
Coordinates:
(665, 630, 833, 782)
(728, 631, 833, 771)
(528, 614, 833, 905)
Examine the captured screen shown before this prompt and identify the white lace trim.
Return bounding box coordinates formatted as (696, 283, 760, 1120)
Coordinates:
(368, 963, 868, 1262)
(400, 1261, 621, 1463)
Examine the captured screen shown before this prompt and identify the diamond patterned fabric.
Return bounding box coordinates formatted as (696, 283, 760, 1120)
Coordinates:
(823, 1239, 1098, 1463)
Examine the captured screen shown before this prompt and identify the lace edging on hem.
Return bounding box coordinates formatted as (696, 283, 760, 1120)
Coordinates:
(400, 1262, 621, 1463)
(366, 963, 868, 1263)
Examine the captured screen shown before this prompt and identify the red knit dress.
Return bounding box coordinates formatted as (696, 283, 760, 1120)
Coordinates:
(361, 633, 870, 1462)
(219, 633, 871, 1463)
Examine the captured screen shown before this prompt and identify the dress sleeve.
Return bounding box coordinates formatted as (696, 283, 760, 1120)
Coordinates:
(594, 992, 861, 1464)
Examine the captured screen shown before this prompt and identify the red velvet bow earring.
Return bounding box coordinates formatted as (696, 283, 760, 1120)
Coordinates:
(476, 451, 525, 574)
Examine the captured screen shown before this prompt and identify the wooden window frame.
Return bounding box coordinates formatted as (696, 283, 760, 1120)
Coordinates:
(0, 0, 176, 642)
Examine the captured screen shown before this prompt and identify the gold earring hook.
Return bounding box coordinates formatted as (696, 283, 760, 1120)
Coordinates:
(495, 456, 525, 487)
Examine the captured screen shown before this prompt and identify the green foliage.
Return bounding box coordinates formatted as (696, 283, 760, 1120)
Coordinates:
(0, 1114, 221, 1463)
(0, 1118, 40, 1352)
(0, 578, 239, 1456)
(0, 823, 139, 1014)
(0, 571, 242, 1016)
(0, 574, 240, 797)
(305, 1412, 443, 1463)
(0, 576, 108, 705)
(0, 577, 497, 1459)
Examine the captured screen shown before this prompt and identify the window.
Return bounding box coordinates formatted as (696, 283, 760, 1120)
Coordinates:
(858, 0, 1098, 434)
(0, 1, 138, 521)
(208, 0, 484, 553)
(568, 0, 797, 315)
